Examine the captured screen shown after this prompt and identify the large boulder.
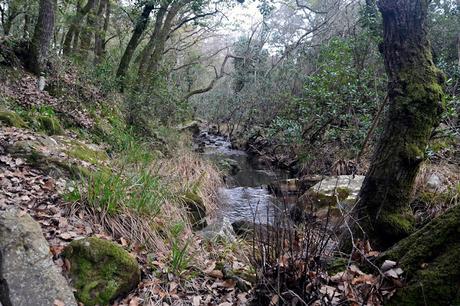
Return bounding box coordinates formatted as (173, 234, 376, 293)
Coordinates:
(2, 127, 107, 177)
(0, 209, 77, 306)
(296, 175, 364, 223)
(268, 175, 323, 197)
(63, 237, 141, 306)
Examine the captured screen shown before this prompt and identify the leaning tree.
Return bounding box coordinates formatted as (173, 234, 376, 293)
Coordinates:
(352, 0, 445, 248)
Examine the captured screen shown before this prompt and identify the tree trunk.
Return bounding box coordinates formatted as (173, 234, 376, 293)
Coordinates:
(2, 0, 20, 35)
(351, 0, 444, 248)
(381, 205, 460, 305)
(94, 0, 110, 64)
(137, 7, 167, 76)
(145, 1, 184, 77)
(28, 0, 56, 75)
(63, 0, 96, 56)
(79, 0, 99, 60)
(457, 32, 460, 71)
(116, 3, 155, 81)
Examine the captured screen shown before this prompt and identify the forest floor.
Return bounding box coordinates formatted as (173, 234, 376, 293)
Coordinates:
(1, 62, 459, 306)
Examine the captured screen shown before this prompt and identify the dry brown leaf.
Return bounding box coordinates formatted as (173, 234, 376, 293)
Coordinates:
(50, 245, 65, 256)
(207, 270, 224, 279)
(203, 260, 216, 274)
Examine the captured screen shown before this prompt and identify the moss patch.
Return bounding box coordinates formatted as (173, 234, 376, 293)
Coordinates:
(326, 257, 349, 275)
(378, 211, 415, 241)
(381, 205, 460, 305)
(0, 110, 26, 127)
(37, 115, 63, 135)
(63, 237, 141, 306)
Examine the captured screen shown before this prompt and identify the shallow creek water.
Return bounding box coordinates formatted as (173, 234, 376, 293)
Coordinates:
(196, 132, 293, 224)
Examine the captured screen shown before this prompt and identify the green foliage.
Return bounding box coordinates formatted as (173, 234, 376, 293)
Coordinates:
(0, 109, 27, 127)
(265, 35, 385, 158)
(168, 222, 191, 275)
(123, 70, 191, 135)
(67, 166, 167, 215)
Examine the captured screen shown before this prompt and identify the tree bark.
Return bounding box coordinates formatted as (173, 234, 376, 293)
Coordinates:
(78, 0, 99, 60)
(144, 1, 184, 76)
(63, 0, 97, 56)
(28, 0, 56, 75)
(351, 0, 444, 248)
(116, 3, 155, 81)
(137, 6, 167, 76)
(2, 0, 21, 36)
(94, 0, 110, 64)
(23, 12, 29, 39)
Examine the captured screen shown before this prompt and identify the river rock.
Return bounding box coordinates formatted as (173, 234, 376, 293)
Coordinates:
(63, 237, 141, 306)
(301, 175, 365, 208)
(199, 217, 236, 242)
(0, 209, 77, 306)
(298, 175, 324, 192)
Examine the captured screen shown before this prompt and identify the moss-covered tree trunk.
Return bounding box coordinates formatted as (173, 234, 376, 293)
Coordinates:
(353, 0, 444, 248)
(78, 0, 98, 60)
(381, 205, 460, 305)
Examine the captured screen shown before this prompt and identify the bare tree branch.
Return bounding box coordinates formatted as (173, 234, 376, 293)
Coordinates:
(183, 53, 238, 100)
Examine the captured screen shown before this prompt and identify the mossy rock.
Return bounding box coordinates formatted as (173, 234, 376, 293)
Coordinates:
(37, 115, 63, 135)
(63, 237, 141, 306)
(380, 205, 460, 305)
(182, 191, 207, 230)
(0, 110, 26, 127)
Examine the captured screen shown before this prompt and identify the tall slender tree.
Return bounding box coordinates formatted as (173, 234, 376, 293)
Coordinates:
(116, 2, 155, 80)
(28, 0, 56, 75)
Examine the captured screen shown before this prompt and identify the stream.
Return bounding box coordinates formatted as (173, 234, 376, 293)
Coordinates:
(195, 131, 295, 225)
